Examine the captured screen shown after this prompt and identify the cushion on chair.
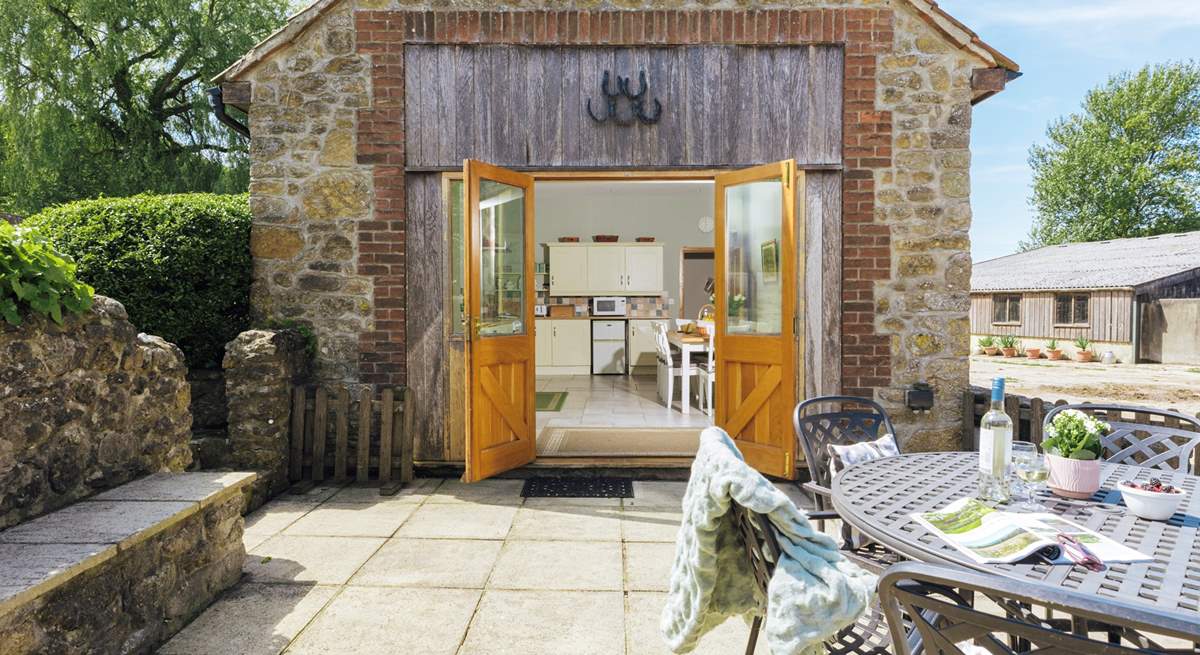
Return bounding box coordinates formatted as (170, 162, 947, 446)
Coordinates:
(827, 434, 899, 475)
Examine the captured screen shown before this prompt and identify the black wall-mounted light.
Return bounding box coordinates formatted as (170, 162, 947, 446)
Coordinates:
(906, 382, 935, 413)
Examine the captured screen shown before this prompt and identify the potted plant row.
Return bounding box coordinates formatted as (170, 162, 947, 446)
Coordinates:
(1042, 409, 1109, 499)
(998, 335, 1021, 358)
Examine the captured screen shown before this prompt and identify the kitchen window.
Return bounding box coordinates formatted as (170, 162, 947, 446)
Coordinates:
(992, 294, 1021, 324)
(1055, 293, 1089, 325)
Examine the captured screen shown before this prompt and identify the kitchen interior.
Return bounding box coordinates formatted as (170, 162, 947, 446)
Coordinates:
(532, 180, 716, 458)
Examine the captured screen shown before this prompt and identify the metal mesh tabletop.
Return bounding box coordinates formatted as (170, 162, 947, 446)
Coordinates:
(831, 452, 1200, 617)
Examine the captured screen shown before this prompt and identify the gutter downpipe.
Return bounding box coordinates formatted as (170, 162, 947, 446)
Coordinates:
(207, 86, 250, 138)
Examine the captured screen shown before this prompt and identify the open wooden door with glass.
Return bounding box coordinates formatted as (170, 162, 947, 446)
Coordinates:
(714, 160, 802, 479)
(463, 160, 536, 482)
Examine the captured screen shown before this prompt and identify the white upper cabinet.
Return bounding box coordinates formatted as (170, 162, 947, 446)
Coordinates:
(548, 245, 589, 294)
(545, 243, 663, 296)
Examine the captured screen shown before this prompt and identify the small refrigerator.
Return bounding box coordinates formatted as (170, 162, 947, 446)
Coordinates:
(592, 320, 628, 375)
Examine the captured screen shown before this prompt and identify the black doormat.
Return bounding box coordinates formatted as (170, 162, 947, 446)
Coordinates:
(520, 476, 634, 498)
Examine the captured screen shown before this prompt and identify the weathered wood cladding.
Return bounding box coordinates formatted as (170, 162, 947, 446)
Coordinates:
(405, 171, 842, 463)
(969, 291, 1133, 343)
(404, 44, 844, 169)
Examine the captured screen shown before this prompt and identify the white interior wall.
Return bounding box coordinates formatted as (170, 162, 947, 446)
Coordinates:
(534, 181, 715, 312)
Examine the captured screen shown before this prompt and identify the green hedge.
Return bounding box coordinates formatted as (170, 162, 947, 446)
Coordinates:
(0, 221, 94, 325)
(27, 194, 252, 367)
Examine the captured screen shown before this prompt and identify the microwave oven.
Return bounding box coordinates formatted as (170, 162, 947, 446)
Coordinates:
(591, 297, 627, 316)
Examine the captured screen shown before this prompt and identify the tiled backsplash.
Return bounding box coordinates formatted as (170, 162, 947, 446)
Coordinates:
(536, 292, 675, 318)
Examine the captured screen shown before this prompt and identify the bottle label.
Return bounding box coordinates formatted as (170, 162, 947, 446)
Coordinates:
(979, 428, 1011, 476)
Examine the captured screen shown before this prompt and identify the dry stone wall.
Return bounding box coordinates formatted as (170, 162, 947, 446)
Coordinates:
(0, 296, 193, 529)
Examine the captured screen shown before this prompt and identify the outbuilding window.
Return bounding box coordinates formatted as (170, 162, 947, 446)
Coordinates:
(1055, 293, 1089, 325)
(992, 294, 1021, 324)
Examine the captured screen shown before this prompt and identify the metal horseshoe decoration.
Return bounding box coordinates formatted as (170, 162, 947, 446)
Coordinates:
(586, 69, 662, 126)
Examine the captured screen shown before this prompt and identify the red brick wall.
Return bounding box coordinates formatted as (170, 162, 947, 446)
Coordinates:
(354, 8, 895, 396)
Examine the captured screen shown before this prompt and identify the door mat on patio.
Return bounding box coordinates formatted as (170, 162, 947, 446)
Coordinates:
(521, 476, 634, 498)
(535, 391, 568, 412)
(537, 428, 701, 457)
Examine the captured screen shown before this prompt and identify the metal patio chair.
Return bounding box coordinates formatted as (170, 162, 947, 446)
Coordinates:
(793, 395, 903, 572)
(879, 561, 1200, 654)
(1043, 403, 1200, 474)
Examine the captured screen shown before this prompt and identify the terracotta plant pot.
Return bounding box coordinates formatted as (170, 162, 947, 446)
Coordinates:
(1076, 351, 1095, 363)
(984, 347, 1000, 356)
(1047, 349, 1064, 360)
(1046, 453, 1101, 499)
(1025, 348, 1041, 359)
(1001, 347, 1018, 357)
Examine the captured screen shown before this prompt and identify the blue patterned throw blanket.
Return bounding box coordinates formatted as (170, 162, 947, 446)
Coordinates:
(660, 427, 876, 655)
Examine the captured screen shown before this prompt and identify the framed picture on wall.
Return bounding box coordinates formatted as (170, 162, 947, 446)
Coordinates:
(760, 239, 779, 282)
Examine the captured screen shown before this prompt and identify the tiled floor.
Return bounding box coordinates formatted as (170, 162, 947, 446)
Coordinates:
(160, 478, 815, 655)
(535, 375, 713, 439)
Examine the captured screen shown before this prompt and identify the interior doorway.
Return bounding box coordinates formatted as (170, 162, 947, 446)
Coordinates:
(454, 162, 802, 481)
(679, 248, 715, 321)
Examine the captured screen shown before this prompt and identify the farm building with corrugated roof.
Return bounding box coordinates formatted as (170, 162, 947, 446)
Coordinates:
(970, 231, 1200, 364)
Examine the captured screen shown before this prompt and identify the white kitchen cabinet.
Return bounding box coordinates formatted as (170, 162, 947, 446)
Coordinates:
(544, 243, 664, 296)
(627, 319, 660, 372)
(586, 246, 625, 292)
(624, 246, 663, 293)
(536, 319, 591, 374)
(547, 245, 589, 295)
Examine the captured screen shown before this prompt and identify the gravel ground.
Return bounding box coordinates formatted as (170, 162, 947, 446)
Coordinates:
(970, 355, 1200, 416)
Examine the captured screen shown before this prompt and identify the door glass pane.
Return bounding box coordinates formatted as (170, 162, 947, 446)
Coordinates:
(478, 179, 526, 337)
(448, 179, 465, 336)
(724, 179, 782, 335)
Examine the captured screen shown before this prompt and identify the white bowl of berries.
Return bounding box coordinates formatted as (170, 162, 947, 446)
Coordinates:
(1118, 478, 1185, 521)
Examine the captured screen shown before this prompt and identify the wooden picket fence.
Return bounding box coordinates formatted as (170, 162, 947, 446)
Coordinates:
(961, 387, 1200, 471)
(288, 385, 414, 493)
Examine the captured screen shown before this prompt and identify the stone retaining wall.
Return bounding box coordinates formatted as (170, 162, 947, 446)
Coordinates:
(0, 296, 193, 530)
(0, 487, 246, 654)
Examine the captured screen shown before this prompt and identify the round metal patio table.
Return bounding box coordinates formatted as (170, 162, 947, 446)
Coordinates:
(830, 451, 1200, 618)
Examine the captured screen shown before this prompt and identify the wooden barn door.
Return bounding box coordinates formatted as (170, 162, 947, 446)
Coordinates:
(714, 161, 802, 479)
(463, 160, 536, 482)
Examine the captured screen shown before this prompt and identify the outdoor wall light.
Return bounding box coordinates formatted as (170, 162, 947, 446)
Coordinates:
(906, 382, 935, 413)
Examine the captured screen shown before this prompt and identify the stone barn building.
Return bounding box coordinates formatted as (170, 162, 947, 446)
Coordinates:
(212, 0, 1017, 480)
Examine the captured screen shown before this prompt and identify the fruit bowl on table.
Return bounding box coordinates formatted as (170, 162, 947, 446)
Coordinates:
(1118, 478, 1185, 521)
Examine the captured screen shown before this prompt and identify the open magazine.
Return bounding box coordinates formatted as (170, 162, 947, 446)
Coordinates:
(912, 497, 1153, 565)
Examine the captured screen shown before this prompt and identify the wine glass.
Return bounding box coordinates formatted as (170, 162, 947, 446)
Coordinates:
(1012, 442, 1049, 511)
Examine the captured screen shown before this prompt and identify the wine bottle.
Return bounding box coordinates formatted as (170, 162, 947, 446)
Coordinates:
(978, 377, 1013, 503)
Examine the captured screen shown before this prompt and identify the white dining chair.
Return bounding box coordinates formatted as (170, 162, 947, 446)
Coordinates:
(653, 321, 698, 411)
(695, 320, 715, 416)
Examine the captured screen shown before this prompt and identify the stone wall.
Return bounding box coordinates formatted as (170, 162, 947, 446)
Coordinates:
(236, 0, 1006, 451)
(0, 489, 245, 654)
(223, 329, 310, 508)
(0, 296, 193, 530)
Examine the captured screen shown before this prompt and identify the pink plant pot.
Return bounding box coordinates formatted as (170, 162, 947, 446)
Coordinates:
(1046, 453, 1101, 499)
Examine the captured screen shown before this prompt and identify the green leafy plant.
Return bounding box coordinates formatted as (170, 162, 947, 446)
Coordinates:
(0, 221, 93, 325)
(1042, 409, 1108, 460)
(1046, 338, 1059, 350)
(998, 335, 1019, 349)
(27, 194, 251, 367)
(1073, 336, 1091, 351)
(978, 335, 995, 348)
(258, 318, 318, 361)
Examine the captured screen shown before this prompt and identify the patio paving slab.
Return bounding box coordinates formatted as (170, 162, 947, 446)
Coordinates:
(0, 500, 194, 546)
(158, 582, 338, 655)
(246, 535, 385, 585)
(624, 542, 676, 592)
(626, 592, 766, 655)
(521, 495, 622, 508)
(281, 502, 417, 538)
(327, 478, 441, 504)
(457, 590, 625, 655)
(244, 502, 317, 537)
(88, 472, 256, 508)
(285, 587, 481, 655)
(424, 479, 524, 505)
(488, 540, 623, 591)
(395, 503, 518, 540)
(506, 505, 622, 542)
(349, 538, 502, 589)
(621, 509, 683, 543)
(626, 482, 687, 509)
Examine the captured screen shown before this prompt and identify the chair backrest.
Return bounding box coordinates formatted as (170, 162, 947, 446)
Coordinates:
(794, 396, 898, 488)
(879, 561, 1200, 654)
(697, 320, 715, 369)
(1043, 403, 1200, 473)
(652, 321, 672, 362)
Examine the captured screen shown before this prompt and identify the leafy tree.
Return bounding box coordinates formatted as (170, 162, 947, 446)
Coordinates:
(0, 0, 291, 215)
(1024, 61, 1200, 249)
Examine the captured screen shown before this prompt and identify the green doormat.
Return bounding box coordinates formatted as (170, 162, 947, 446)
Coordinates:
(535, 391, 568, 412)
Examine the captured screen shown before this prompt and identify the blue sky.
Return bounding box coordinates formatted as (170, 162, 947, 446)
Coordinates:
(937, 0, 1200, 262)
